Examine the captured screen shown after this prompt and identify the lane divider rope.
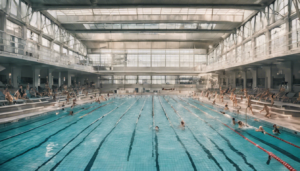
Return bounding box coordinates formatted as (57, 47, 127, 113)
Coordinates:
(175, 96, 296, 171)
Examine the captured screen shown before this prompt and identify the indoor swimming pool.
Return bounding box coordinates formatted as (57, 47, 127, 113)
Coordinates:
(0, 96, 299, 171)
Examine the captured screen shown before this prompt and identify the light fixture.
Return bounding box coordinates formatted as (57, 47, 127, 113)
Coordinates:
(8, 73, 11, 78)
(209, 45, 213, 49)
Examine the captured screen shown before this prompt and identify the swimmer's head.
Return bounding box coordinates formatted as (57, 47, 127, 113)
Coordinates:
(259, 126, 263, 129)
(232, 118, 235, 121)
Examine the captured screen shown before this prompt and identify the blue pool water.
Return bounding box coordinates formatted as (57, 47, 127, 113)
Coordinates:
(0, 96, 299, 171)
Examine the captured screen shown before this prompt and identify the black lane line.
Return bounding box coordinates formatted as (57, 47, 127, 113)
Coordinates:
(209, 138, 242, 171)
(172, 96, 257, 171)
(127, 98, 147, 161)
(0, 101, 116, 166)
(153, 96, 160, 171)
(0, 102, 113, 143)
(185, 96, 300, 161)
(157, 97, 197, 171)
(0, 102, 100, 134)
(152, 95, 154, 158)
(162, 97, 223, 171)
(40, 100, 127, 171)
(241, 131, 300, 163)
(83, 98, 141, 171)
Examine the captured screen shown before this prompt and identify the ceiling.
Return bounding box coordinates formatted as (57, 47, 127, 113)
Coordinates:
(28, 0, 274, 50)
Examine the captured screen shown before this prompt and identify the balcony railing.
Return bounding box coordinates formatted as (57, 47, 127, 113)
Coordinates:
(204, 28, 300, 72)
(0, 30, 93, 72)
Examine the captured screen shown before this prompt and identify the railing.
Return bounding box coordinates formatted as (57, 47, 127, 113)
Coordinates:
(204, 28, 300, 72)
(0, 30, 93, 72)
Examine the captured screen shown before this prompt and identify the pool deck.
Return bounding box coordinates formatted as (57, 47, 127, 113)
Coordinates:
(197, 96, 300, 133)
(0, 98, 100, 125)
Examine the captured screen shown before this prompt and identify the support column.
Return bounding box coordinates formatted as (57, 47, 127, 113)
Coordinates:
(241, 70, 247, 89)
(264, 66, 272, 89)
(12, 67, 21, 88)
(231, 72, 236, 88)
(251, 68, 258, 88)
(284, 64, 293, 92)
(58, 72, 61, 87)
(48, 69, 53, 88)
(32, 68, 40, 88)
(67, 72, 72, 87)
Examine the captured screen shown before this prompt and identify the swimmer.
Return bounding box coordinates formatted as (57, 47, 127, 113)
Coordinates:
(180, 120, 185, 129)
(224, 103, 229, 110)
(232, 118, 236, 125)
(69, 111, 74, 116)
(212, 100, 215, 105)
(237, 121, 244, 128)
(62, 108, 64, 111)
(220, 111, 225, 114)
(254, 119, 260, 122)
(256, 126, 265, 133)
(273, 124, 280, 134)
(155, 126, 159, 132)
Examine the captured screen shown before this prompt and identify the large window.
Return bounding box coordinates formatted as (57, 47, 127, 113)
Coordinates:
(6, 20, 21, 37)
(291, 19, 300, 49)
(274, 0, 289, 21)
(244, 41, 252, 60)
(166, 55, 179, 67)
(255, 34, 266, 57)
(127, 54, 138, 67)
(113, 75, 124, 84)
(194, 55, 206, 67)
(139, 55, 151, 67)
(180, 55, 193, 67)
(53, 43, 60, 52)
(270, 24, 286, 53)
(27, 30, 38, 42)
(152, 76, 165, 84)
(125, 75, 137, 84)
(42, 38, 50, 47)
(10, 0, 19, 16)
(152, 54, 165, 67)
(166, 76, 177, 84)
(138, 76, 151, 84)
(101, 76, 112, 84)
(179, 76, 193, 84)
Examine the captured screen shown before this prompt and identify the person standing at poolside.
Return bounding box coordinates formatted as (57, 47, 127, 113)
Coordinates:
(246, 96, 254, 115)
(260, 104, 271, 118)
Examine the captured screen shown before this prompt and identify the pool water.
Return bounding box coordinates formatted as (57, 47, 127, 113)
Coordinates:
(0, 96, 299, 171)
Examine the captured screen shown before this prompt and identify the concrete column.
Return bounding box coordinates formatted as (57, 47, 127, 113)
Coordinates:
(284, 64, 293, 92)
(241, 70, 247, 89)
(231, 72, 236, 88)
(32, 68, 40, 88)
(58, 72, 61, 87)
(264, 66, 272, 89)
(12, 67, 21, 88)
(251, 68, 258, 88)
(67, 72, 72, 87)
(48, 69, 53, 88)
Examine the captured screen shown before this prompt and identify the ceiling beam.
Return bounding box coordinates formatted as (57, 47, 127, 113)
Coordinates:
(33, 4, 263, 11)
(81, 40, 220, 43)
(69, 29, 233, 33)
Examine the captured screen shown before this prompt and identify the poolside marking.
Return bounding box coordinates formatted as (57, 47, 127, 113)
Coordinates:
(0, 102, 113, 143)
(162, 96, 224, 171)
(169, 96, 257, 171)
(177, 96, 296, 171)
(157, 96, 197, 171)
(84, 97, 141, 171)
(43, 100, 128, 171)
(127, 98, 147, 161)
(0, 100, 118, 166)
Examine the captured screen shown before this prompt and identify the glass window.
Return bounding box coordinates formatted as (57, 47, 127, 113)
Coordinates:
(63, 48, 67, 55)
(42, 38, 50, 47)
(138, 76, 151, 84)
(6, 20, 21, 36)
(127, 54, 138, 67)
(244, 41, 252, 60)
(291, 18, 300, 49)
(152, 55, 165, 67)
(152, 76, 166, 84)
(30, 10, 39, 28)
(270, 24, 286, 53)
(180, 55, 193, 67)
(166, 76, 177, 84)
(27, 30, 39, 42)
(274, 0, 289, 21)
(101, 76, 112, 84)
(194, 55, 206, 67)
(255, 34, 266, 56)
(10, 0, 19, 16)
(113, 75, 124, 84)
(125, 75, 137, 84)
(179, 76, 193, 84)
(166, 55, 179, 67)
(138, 55, 150, 67)
(53, 43, 60, 52)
